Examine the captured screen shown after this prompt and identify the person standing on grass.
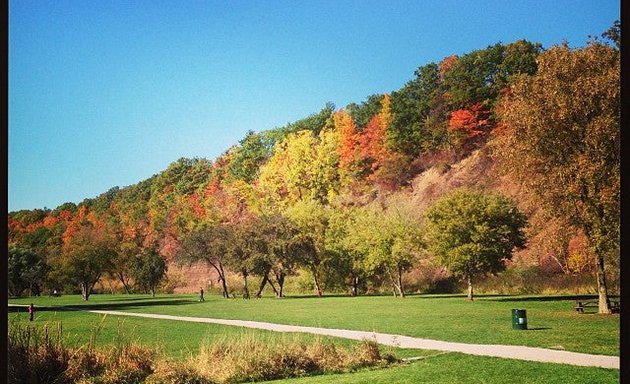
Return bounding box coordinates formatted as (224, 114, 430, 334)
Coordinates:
(199, 287, 205, 302)
(28, 303, 35, 321)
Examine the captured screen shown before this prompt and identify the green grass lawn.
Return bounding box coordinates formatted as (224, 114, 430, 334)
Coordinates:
(261, 352, 619, 384)
(8, 293, 619, 384)
(10, 292, 618, 355)
(9, 307, 420, 360)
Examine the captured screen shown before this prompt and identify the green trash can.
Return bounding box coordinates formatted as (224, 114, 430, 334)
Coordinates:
(511, 309, 527, 330)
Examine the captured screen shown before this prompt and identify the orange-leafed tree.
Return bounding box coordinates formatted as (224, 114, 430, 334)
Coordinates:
(447, 102, 492, 150)
(336, 110, 360, 171)
(60, 218, 116, 300)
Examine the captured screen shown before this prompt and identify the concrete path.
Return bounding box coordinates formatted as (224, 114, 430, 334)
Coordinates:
(87, 309, 619, 369)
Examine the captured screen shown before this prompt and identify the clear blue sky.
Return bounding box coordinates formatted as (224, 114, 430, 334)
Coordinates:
(8, 0, 619, 212)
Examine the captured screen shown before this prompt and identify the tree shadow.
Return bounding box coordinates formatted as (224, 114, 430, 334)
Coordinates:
(490, 294, 601, 302)
(8, 297, 195, 313)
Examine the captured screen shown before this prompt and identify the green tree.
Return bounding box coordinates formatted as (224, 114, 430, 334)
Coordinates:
(130, 247, 167, 297)
(346, 200, 423, 298)
(494, 41, 619, 313)
(8, 246, 49, 297)
(282, 102, 336, 136)
(227, 130, 273, 183)
(259, 212, 303, 298)
(345, 93, 384, 130)
(327, 206, 368, 296)
(284, 199, 337, 297)
(424, 189, 527, 301)
(441, 41, 541, 110)
(223, 219, 269, 299)
(389, 62, 440, 157)
(112, 241, 139, 294)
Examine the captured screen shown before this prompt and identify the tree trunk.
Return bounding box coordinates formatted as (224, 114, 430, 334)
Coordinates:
(81, 282, 90, 301)
(116, 272, 132, 294)
(211, 261, 230, 299)
(467, 275, 474, 301)
(267, 276, 279, 296)
(151, 288, 155, 298)
(351, 275, 359, 297)
(385, 264, 402, 298)
(596, 253, 611, 314)
(275, 270, 285, 298)
(311, 267, 323, 297)
(242, 271, 250, 299)
(397, 264, 406, 298)
(256, 273, 268, 298)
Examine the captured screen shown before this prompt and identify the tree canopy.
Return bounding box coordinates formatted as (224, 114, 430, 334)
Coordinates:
(425, 189, 527, 300)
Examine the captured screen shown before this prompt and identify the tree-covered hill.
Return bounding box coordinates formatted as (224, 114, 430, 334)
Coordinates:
(8, 26, 619, 311)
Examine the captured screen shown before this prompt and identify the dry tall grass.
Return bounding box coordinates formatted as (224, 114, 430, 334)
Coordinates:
(8, 320, 396, 384)
(190, 333, 396, 383)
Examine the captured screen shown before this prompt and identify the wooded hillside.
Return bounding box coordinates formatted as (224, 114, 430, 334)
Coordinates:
(8, 26, 619, 310)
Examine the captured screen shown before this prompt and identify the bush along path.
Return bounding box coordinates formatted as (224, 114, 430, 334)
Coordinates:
(86, 309, 618, 369)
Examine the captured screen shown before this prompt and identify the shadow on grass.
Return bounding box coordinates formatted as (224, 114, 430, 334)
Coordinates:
(490, 295, 600, 302)
(526, 327, 552, 331)
(8, 297, 194, 313)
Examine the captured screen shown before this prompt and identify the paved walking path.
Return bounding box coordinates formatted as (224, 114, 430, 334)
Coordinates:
(86, 309, 619, 369)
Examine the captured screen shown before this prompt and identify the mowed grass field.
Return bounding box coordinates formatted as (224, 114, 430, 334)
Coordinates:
(8, 293, 620, 384)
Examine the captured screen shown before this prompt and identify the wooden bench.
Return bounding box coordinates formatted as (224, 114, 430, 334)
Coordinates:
(575, 299, 620, 313)
(575, 300, 597, 313)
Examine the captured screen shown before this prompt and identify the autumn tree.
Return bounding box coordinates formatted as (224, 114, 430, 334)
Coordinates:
(494, 41, 619, 313)
(447, 102, 492, 153)
(424, 189, 527, 301)
(60, 222, 117, 300)
(336, 109, 361, 178)
(257, 130, 318, 206)
(311, 121, 342, 203)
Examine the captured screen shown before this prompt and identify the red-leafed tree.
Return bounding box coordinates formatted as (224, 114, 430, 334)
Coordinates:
(447, 102, 492, 150)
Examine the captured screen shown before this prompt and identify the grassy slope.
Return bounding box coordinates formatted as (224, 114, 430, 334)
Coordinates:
(9, 293, 619, 356)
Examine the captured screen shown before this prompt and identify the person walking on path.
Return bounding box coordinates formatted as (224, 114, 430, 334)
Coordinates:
(28, 303, 35, 321)
(199, 287, 205, 302)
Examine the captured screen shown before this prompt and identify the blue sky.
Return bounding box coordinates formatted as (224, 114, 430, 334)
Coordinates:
(8, 0, 619, 212)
